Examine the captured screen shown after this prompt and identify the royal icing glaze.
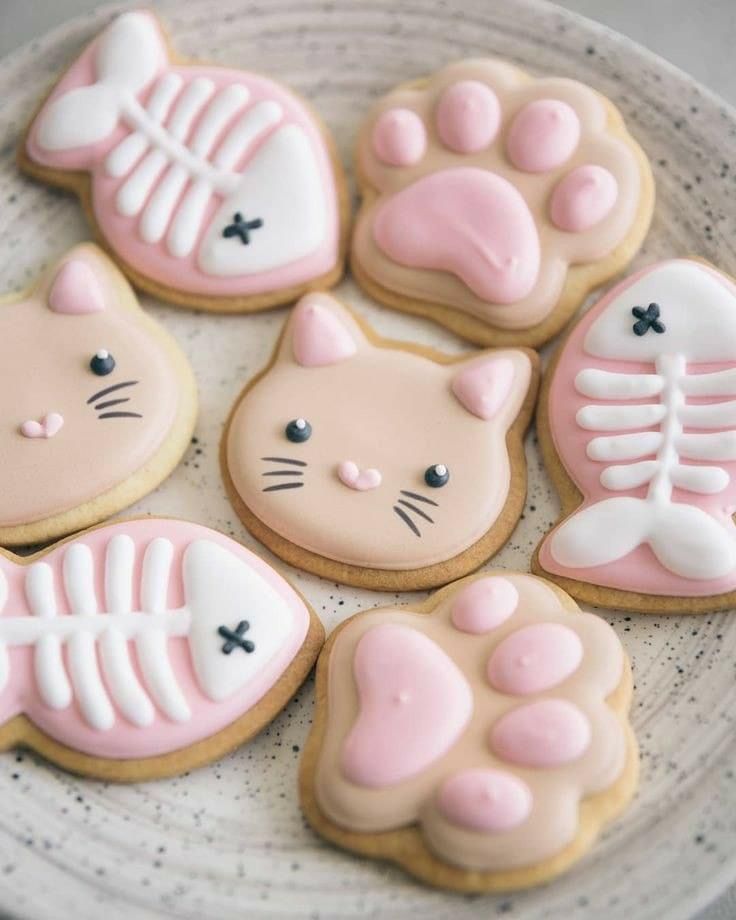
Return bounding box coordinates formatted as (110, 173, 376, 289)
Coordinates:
(0, 519, 313, 760)
(539, 259, 736, 597)
(311, 573, 630, 873)
(352, 59, 647, 337)
(225, 292, 535, 574)
(0, 243, 193, 541)
(24, 11, 341, 301)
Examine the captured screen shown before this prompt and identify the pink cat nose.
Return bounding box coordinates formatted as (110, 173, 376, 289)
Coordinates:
(337, 460, 382, 491)
(20, 413, 64, 439)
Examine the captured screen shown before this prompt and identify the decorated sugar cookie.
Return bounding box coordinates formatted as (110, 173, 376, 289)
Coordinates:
(19, 10, 347, 312)
(221, 292, 538, 590)
(300, 571, 636, 891)
(351, 60, 654, 347)
(0, 243, 196, 547)
(0, 518, 323, 780)
(535, 259, 736, 613)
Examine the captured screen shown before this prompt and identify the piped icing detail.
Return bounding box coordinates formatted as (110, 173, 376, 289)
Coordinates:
(450, 576, 518, 633)
(436, 768, 532, 832)
(487, 623, 583, 695)
(506, 99, 580, 173)
(372, 108, 427, 166)
(435, 81, 500, 154)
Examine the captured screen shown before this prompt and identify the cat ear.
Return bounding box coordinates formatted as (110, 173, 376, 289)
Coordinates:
(47, 259, 107, 315)
(285, 293, 360, 367)
(451, 355, 518, 420)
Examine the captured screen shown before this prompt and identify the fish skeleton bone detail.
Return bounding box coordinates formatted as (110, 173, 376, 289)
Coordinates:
(545, 260, 736, 587)
(0, 525, 303, 733)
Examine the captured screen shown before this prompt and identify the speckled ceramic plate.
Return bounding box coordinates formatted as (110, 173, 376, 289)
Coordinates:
(1, 1, 735, 918)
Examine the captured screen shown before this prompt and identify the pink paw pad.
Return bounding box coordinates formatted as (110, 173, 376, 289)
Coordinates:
(372, 107, 427, 167)
(435, 80, 501, 154)
(490, 699, 591, 767)
(451, 576, 519, 633)
(437, 768, 532, 832)
(550, 164, 618, 231)
(487, 623, 583, 695)
(506, 98, 580, 173)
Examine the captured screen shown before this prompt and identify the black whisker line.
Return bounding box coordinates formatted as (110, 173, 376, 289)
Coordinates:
(262, 470, 304, 477)
(400, 490, 438, 507)
(87, 380, 139, 405)
(261, 456, 307, 467)
(397, 499, 434, 524)
(262, 482, 304, 492)
(98, 411, 143, 419)
(95, 397, 130, 411)
(393, 505, 421, 537)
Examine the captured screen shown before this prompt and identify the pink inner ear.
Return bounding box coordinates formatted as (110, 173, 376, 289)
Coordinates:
(48, 260, 106, 315)
(291, 294, 358, 367)
(452, 357, 514, 420)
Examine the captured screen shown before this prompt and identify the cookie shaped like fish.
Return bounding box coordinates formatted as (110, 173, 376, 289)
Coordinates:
(535, 259, 736, 612)
(20, 10, 347, 311)
(0, 519, 323, 778)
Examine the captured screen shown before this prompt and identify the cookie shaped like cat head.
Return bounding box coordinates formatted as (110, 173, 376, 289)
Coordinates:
(224, 293, 537, 588)
(0, 244, 196, 545)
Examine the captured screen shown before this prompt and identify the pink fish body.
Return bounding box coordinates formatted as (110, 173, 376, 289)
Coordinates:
(23, 11, 342, 303)
(539, 259, 736, 596)
(0, 519, 312, 759)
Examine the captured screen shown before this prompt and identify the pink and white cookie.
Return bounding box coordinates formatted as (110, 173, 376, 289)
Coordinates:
(352, 60, 654, 347)
(535, 258, 736, 613)
(19, 10, 348, 312)
(0, 242, 196, 547)
(300, 571, 636, 891)
(0, 518, 323, 779)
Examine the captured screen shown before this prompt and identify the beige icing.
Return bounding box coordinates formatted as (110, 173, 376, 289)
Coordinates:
(225, 295, 532, 570)
(314, 573, 628, 871)
(0, 245, 184, 527)
(353, 59, 643, 331)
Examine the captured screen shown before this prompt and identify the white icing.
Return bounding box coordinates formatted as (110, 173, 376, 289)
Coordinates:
(554, 261, 736, 579)
(0, 535, 296, 730)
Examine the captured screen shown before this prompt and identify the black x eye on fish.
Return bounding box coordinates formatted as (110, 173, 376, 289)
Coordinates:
(632, 302, 665, 336)
(222, 212, 264, 245)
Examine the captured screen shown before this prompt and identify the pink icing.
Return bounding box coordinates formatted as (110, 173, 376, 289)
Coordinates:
(373, 167, 540, 304)
(487, 623, 583, 695)
(48, 260, 106, 315)
(451, 356, 515, 420)
(0, 519, 311, 759)
(437, 768, 532, 832)
(337, 461, 382, 491)
(550, 165, 618, 232)
(372, 107, 427, 167)
(24, 14, 340, 298)
(506, 99, 580, 173)
(435, 81, 500, 154)
(490, 699, 591, 767)
(291, 295, 357, 367)
(341, 624, 473, 788)
(450, 576, 518, 633)
(20, 413, 64, 440)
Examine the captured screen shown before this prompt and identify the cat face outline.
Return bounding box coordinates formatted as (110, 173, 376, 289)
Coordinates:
(225, 293, 536, 580)
(0, 244, 196, 543)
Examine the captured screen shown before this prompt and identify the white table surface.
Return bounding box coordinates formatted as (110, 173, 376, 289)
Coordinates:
(0, 1, 734, 918)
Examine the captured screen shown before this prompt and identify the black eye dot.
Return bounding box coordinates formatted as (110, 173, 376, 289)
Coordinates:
(90, 350, 116, 376)
(424, 464, 449, 488)
(285, 418, 312, 443)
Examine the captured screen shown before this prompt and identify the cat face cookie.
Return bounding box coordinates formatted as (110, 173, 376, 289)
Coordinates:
(222, 293, 538, 590)
(535, 259, 736, 613)
(300, 572, 636, 891)
(0, 518, 323, 780)
(0, 243, 196, 546)
(19, 10, 347, 312)
(352, 60, 654, 347)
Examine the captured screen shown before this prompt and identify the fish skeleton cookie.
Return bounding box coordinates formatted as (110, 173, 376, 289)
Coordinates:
(0, 243, 196, 547)
(535, 259, 736, 613)
(221, 292, 538, 590)
(300, 572, 636, 891)
(0, 518, 323, 780)
(351, 60, 654, 347)
(19, 10, 347, 312)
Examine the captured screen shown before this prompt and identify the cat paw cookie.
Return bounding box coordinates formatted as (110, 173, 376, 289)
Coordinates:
(221, 292, 538, 590)
(352, 60, 654, 347)
(535, 259, 736, 613)
(300, 572, 636, 891)
(19, 10, 347, 312)
(0, 243, 196, 546)
(0, 518, 323, 780)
